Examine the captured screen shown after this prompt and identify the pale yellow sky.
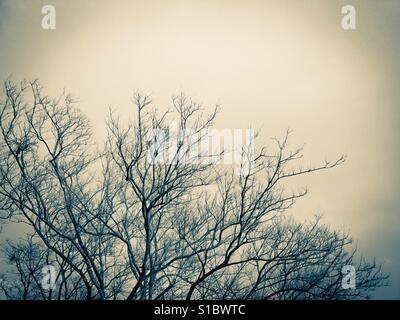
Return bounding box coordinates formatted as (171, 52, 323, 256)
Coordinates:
(0, 0, 399, 298)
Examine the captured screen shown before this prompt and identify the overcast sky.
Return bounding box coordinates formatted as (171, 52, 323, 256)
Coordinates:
(0, 0, 399, 299)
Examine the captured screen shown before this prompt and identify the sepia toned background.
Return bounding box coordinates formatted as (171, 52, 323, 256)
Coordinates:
(0, 0, 399, 298)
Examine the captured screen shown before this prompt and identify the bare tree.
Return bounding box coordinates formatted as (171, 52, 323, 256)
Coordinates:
(0, 235, 48, 300)
(0, 80, 388, 300)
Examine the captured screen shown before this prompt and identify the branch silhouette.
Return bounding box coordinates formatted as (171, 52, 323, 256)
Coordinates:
(0, 80, 388, 300)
